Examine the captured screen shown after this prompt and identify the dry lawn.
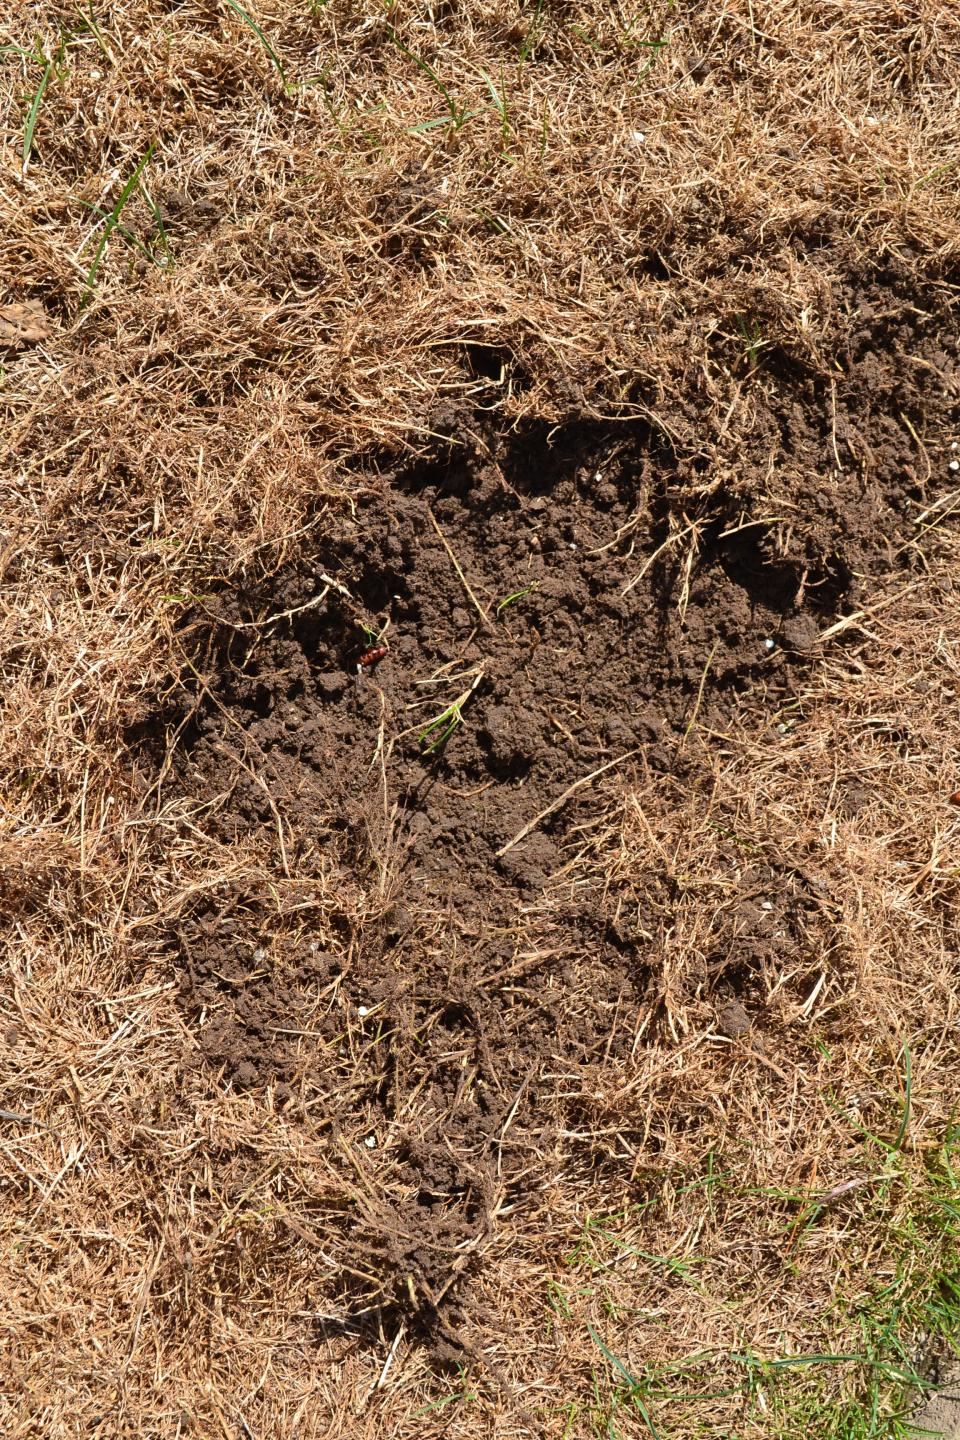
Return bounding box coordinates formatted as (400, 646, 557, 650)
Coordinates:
(1, 1, 960, 1436)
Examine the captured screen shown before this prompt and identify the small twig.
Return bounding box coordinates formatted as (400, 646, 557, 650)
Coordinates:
(428, 509, 492, 629)
(621, 517, 699, 595)
(899, 410, 931, 484)
(785, 1173, 887, 1255)
(214, 740, 290, 877)
(496, 1064, 535, 1177)
(678, 641, 718, 753)
(815, 1175, 884, 1208)
(496, 749, 639, 857)
(0, 1107, 52, 1131)
(818, 583, 920, 641)
(212, 574, 351, 631)
(368, 1324, 405, 1399)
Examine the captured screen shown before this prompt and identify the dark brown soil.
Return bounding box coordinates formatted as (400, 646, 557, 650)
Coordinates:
(151, 259, 959, 1354)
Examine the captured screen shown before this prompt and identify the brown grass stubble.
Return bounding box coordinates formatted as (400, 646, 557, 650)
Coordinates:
(1, 0, 959, 1434)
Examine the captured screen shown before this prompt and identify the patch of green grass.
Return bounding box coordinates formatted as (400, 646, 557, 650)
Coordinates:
(578, 1124, 960, 1438)
(418, 671, 483, 754)
(81, 142, 158, 299)
(736, 314, 765, 369)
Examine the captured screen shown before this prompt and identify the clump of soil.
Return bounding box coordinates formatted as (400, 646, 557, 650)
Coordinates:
(158, 260, 958, 1352)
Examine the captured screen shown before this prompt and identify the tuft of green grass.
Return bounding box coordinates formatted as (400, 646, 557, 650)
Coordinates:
(387, 26, 478, 133)
(518, 0, 545, 64)
(563, 1113, 960, 1439)
(22, 56, 53, 171)
(476, 64, 514, 151)
(75, 4, 114, 63)
(81, 143, 157, 299)
(495, 582, 537, 615)
(418, 671, 484, 755)
(220, 0, 288, 88)
(736, 314, 765, 369)
(355, 618, 388, 649)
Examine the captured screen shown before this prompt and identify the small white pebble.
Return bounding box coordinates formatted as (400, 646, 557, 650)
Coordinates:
(777, 723, 789, 734)
(357, 1005, 369, 1018)
(631, 130, 646, 146)
(364, 1135, 376, 1148)
(90, 69, 101, 80)
(763, 637, 775, 652)
(949, 460, 960, 473)
(951, 441, 958, 451)
(761, 901, 774, 911)
(568, 542, 577, 550)
(253, 947, 267, 963)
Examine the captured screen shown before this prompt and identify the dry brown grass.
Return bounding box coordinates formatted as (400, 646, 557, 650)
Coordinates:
(2, 0, 960, 1435)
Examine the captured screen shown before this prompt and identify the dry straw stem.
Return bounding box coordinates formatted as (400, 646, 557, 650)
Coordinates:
(496, 748, 640, 857)
(0, 0, 958, 1435)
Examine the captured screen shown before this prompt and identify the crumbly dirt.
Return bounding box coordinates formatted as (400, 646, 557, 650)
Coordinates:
(155, 258, 958, 1350)
(913, 1365, 960, 1440)
(4, 1, 960, 1433)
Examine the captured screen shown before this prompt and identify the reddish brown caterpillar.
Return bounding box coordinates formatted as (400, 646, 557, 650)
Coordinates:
(358, 644, 387, 668)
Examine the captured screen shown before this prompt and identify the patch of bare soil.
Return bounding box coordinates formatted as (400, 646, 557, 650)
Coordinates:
(153, 259, 959, 1353)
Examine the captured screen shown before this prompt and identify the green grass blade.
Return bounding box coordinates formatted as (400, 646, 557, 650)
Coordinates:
(761, 1352, 866, 1370)
(587, 1322, 638, 1387)
(75, 198, 155, 263)
(588, 1325, 664, 1439)
(419, 708, 460, 754)
(387, 26, 458, 123)
(220, 0, 287, 86)
(83, 143, 156, 295)
(22, 58, 53, 169)
(407, 115, 456, 134)
(478, 66, 505, 119)
(893, 1041, 912, 1151)
(137, 179, 170, 257)
(77, 4, 114, 62)
(496, 584, 535, 614)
